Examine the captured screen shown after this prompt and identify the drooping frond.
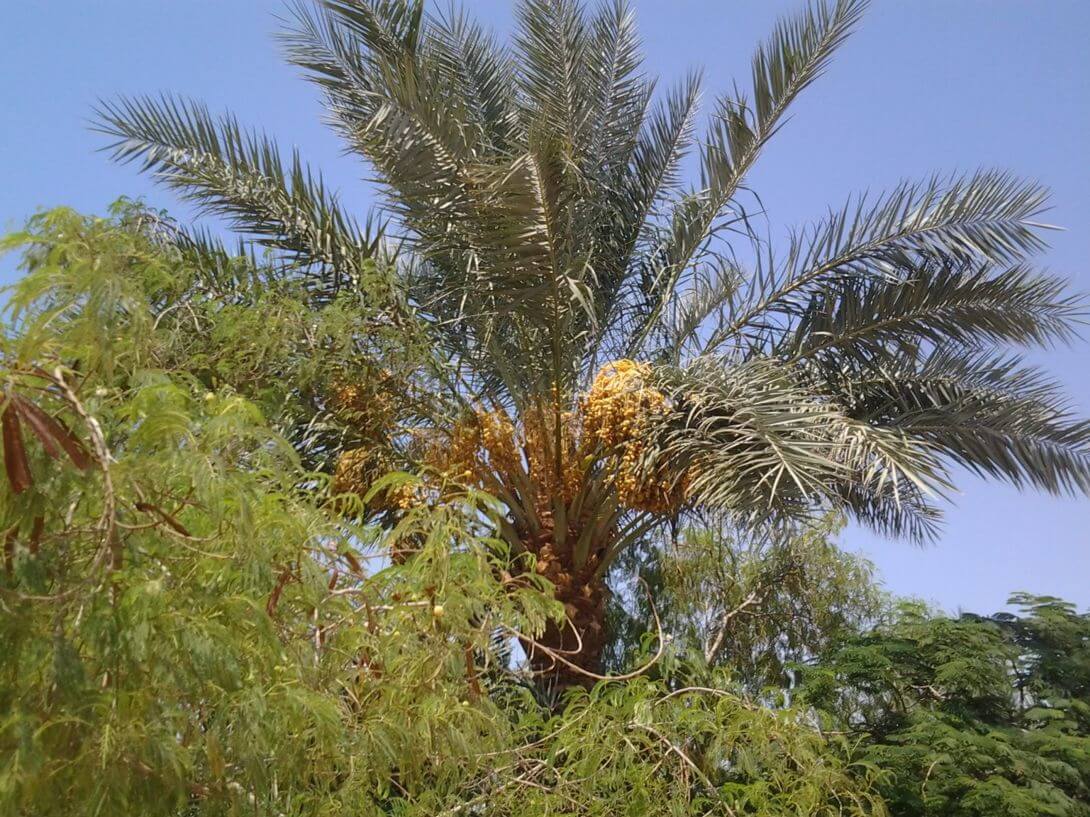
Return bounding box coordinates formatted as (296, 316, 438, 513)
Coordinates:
(831, 350, 1090, 496)
(780, 257, 1082, 364)
(714, 170, 1052, 351)
(94, 95, 381, 299)
(652, 358, 841, 514)
(646, 356, 946, 540)
(830, 478, 943, 543)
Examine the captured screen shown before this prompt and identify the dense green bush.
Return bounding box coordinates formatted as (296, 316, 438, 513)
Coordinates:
(801, 596, 1090, 816)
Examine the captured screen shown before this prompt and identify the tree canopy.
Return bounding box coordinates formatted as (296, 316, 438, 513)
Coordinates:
(801, 596, 1090, 816)
(91, 0, 1090, 688)
(2, 0, 1089, 813)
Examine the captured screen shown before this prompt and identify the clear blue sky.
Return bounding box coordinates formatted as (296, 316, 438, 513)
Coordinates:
(2, 1, 1088, 613)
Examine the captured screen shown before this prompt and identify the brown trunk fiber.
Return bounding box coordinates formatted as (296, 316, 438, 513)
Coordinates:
(518, 510, 612, 691)
(523, 573, 609, 689)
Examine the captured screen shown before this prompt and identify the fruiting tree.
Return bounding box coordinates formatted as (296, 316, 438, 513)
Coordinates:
(95, 0, 1090, 687)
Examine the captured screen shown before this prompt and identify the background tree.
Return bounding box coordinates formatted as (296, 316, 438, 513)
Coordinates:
(605, 513, 883, 695)
(94, 0, 1090, 689)
(800, 596, 1090, 817)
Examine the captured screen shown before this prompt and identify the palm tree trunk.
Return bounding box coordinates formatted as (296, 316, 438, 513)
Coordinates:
(519, 513, 611, 690)
(524, 572, 609, 690)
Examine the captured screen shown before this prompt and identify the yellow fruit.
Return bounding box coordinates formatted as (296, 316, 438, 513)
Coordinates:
(328, 371, 402, 439)
(582, 361, 685, 514)
(582, 360, 665, 447)
(410, 361, 687, 520)
(332, 447, 419, 513)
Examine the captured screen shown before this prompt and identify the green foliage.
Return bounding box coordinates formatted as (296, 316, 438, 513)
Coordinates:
(0, 207, 891, 815)
(471, 680, 886, 816)
(0, 208, 547, 814)
(801, 597, 1090, 816)
(4, 202, 430, 470)
(606, 515, 882, 694)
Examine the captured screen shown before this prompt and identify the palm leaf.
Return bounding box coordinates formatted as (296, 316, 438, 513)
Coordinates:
(828, 350, 1090, 496)
(780, 256, 1082, 364)
(94, 95, 380, 299)
(716, 170, 1052, 351)
(630, 0, 867, 355)
(647, 355, 950, 541)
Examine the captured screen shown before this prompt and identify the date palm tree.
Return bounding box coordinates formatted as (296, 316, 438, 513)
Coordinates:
(97, 0, 1090, 687)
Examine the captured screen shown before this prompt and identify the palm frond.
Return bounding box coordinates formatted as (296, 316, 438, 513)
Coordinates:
(118, 208, 275, 299)
(511, 0, 599, 328)
(584, 0, 651, 178)
(573, 0, 656, 339)
(94, 95, 381, 298)
(661, 0, 865, 273)
(514, 0, 593, 161)
(285, 1, 478, 209)
(629, 0, 866, 357)
(171, 225, 268, 293)
(428, 5, 520, 152)
(715, 170, 1052, 350)
(701, 0, 866, 206)
(831, 478, 943, 543)
(780, 256, 1083, 363)
(281, 1, 376, 125)
(604, 73, 703, 357)
(625, 72, 702, 251)
(320, 0, 425, 61)
(654, 256, 746, 363)
(646, 355, 949, 541)
(831, 349, 1090, 495)
(832, 415, 949, 540)
(652, 358, 842, 512)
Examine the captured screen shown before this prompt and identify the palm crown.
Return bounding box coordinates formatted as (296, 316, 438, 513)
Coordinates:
(97, 0, 1090, 684)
